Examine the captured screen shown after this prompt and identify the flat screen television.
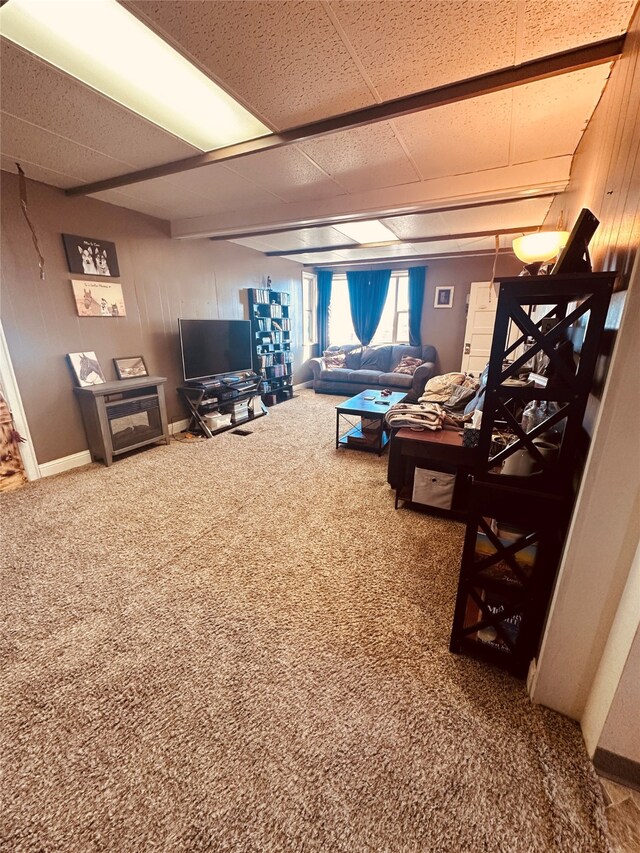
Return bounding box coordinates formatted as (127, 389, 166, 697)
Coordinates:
(179, 318, 253, 382)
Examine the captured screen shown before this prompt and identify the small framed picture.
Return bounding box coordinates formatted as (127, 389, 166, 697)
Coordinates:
(67, 352, 106, 387)
(113, 356, 149, 379)
(434, 286, 454, 308)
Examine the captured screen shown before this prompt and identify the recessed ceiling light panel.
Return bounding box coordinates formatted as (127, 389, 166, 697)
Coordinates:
(0, 0, 271, 151)
(333, 220, 399, 244)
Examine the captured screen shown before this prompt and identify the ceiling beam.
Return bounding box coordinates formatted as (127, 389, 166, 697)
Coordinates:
(66, 36, 624, 197)
(264, 225, 539, 256)
(307, 248, 514, 268)
(209, 193, 557, 241)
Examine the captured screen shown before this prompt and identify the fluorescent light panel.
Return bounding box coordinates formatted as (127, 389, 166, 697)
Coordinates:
(0, 0, 271, 151)
(333, 220, 399, 244)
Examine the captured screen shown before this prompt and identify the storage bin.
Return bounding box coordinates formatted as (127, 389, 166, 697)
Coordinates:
(412, 467, 456, 510)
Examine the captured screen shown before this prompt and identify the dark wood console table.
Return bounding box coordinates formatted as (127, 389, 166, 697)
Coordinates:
(74, 376, 170, 466)
(388, 427, 478, 517)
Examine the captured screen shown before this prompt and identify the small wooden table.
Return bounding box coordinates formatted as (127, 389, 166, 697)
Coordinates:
(335, 390, 407, 455)
(388, 426, 478, 516)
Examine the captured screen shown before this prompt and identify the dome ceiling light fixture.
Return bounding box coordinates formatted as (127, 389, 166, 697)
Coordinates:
(512, 230, 570, 275)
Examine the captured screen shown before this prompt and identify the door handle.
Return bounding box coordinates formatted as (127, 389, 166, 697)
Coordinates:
(464, 343, 471, 355)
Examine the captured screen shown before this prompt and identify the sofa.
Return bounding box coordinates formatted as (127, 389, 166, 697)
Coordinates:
(309, 343, 438, 398)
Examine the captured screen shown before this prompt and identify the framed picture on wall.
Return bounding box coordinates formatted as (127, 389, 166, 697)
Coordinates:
(71, 280, 126, 317)
(62, 234, 120, 277)
(434, 286, 454, 308)
(113, 356, 148, 380)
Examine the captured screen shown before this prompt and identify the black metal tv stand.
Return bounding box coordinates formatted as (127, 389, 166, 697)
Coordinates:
(178, 374, 267, 438)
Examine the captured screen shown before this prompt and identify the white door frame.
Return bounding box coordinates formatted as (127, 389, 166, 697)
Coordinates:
(0, 320, 40, 481)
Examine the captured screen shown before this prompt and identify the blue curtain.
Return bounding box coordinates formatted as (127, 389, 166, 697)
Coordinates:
(346, 269, 391, 346)
(317, 270, 333, 352)
(408, 266, 427, 346)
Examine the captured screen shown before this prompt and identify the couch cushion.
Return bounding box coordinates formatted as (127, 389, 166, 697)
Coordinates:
(389, 344, 421, 371)
(360, 345, 392, 372)
(319, 368, 351, 381)
(377, 371, 413, 388)
(347, 369, 381, 384)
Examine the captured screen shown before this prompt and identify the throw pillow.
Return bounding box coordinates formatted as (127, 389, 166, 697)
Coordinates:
(393, 356, 423, 376)
(323, 351, 346, 370)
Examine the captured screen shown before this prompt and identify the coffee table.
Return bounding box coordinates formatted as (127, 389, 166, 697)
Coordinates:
(335, 389, 407, 455)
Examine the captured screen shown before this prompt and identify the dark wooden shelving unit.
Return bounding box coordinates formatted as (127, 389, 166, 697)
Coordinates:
(449, 272, 616, 678)
(248, 288, 294, 406)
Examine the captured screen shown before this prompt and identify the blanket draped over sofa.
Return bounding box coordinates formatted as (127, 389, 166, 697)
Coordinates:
(309, 343, 438, 397)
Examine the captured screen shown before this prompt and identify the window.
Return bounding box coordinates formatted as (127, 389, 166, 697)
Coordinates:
(301, 272, 317, 345)
(328, 271, 410, 346)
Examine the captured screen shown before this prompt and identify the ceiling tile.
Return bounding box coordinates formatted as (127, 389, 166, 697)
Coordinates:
(382, 211, 451, 239)
(0, 113, 133, 185)
(393, 91, 512, 179)
(232, 226, 357, 252)
(92, 165, 284, 220)
(285, 251, 352, 264)
(520, 0, 635, 62)
(0, 155, 74, 189)
(90, 188, 174, 221)
(437, 198, 553, 233)
(511, 66, 612, 164)
(299, 122, 420, 192)
(158, 165, 286, 212)
(129, 1, 374, 128)
(225, 146, 346, 203)
(330, 0, 517, 100)
(0, 41, 198, 168)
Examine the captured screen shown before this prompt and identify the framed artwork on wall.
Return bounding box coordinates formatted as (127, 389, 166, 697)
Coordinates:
(113, 356, 148, 379)
(434, 286, 454, 308)
(67, 352, 106, 387)
(71, 280, 126, 317)
(62, 234, 120, 277)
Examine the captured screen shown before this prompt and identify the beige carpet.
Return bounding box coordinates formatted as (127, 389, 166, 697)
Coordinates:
(1, 390, 610, 852)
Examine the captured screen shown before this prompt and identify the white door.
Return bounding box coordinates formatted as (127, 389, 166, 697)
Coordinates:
(461, 281, 498, 374)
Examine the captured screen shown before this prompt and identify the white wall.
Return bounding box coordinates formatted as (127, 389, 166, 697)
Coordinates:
(581, 542, 640, 757)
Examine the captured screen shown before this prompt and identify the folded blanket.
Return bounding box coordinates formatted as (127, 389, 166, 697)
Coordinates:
(385, 402, 445, 430)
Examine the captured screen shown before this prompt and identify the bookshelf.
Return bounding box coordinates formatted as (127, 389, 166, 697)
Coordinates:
(449, 272, 615, 677)
(248, 288, 294, 406)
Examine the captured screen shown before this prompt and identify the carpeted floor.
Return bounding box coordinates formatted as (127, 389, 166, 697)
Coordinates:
(1, 390, 611, 852)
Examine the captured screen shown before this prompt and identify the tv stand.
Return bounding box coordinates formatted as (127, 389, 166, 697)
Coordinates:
(178, 378, 267, 438)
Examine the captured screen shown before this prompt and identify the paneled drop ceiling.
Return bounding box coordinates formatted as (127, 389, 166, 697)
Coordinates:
(0, 0, 636, 266)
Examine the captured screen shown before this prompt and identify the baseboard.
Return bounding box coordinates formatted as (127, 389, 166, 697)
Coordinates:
(39, 450, 92, 478)
(170, 418, 190, 435)
(593, 747, 640, 791)
(40, 421, 188, 477)
(294, 381, 313, 390)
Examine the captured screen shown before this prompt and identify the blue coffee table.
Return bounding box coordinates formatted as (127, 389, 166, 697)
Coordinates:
(335, 389, 407, 455)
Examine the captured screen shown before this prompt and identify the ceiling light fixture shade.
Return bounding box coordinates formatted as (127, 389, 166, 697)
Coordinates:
(512, 231, 570, 264)
(0, 0, 270, 152)
(333, 220, 399, 244)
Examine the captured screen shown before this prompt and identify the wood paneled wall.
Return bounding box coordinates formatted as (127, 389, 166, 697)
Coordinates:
(545, 9, 639, 282)
(0, 172, 303, 463)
